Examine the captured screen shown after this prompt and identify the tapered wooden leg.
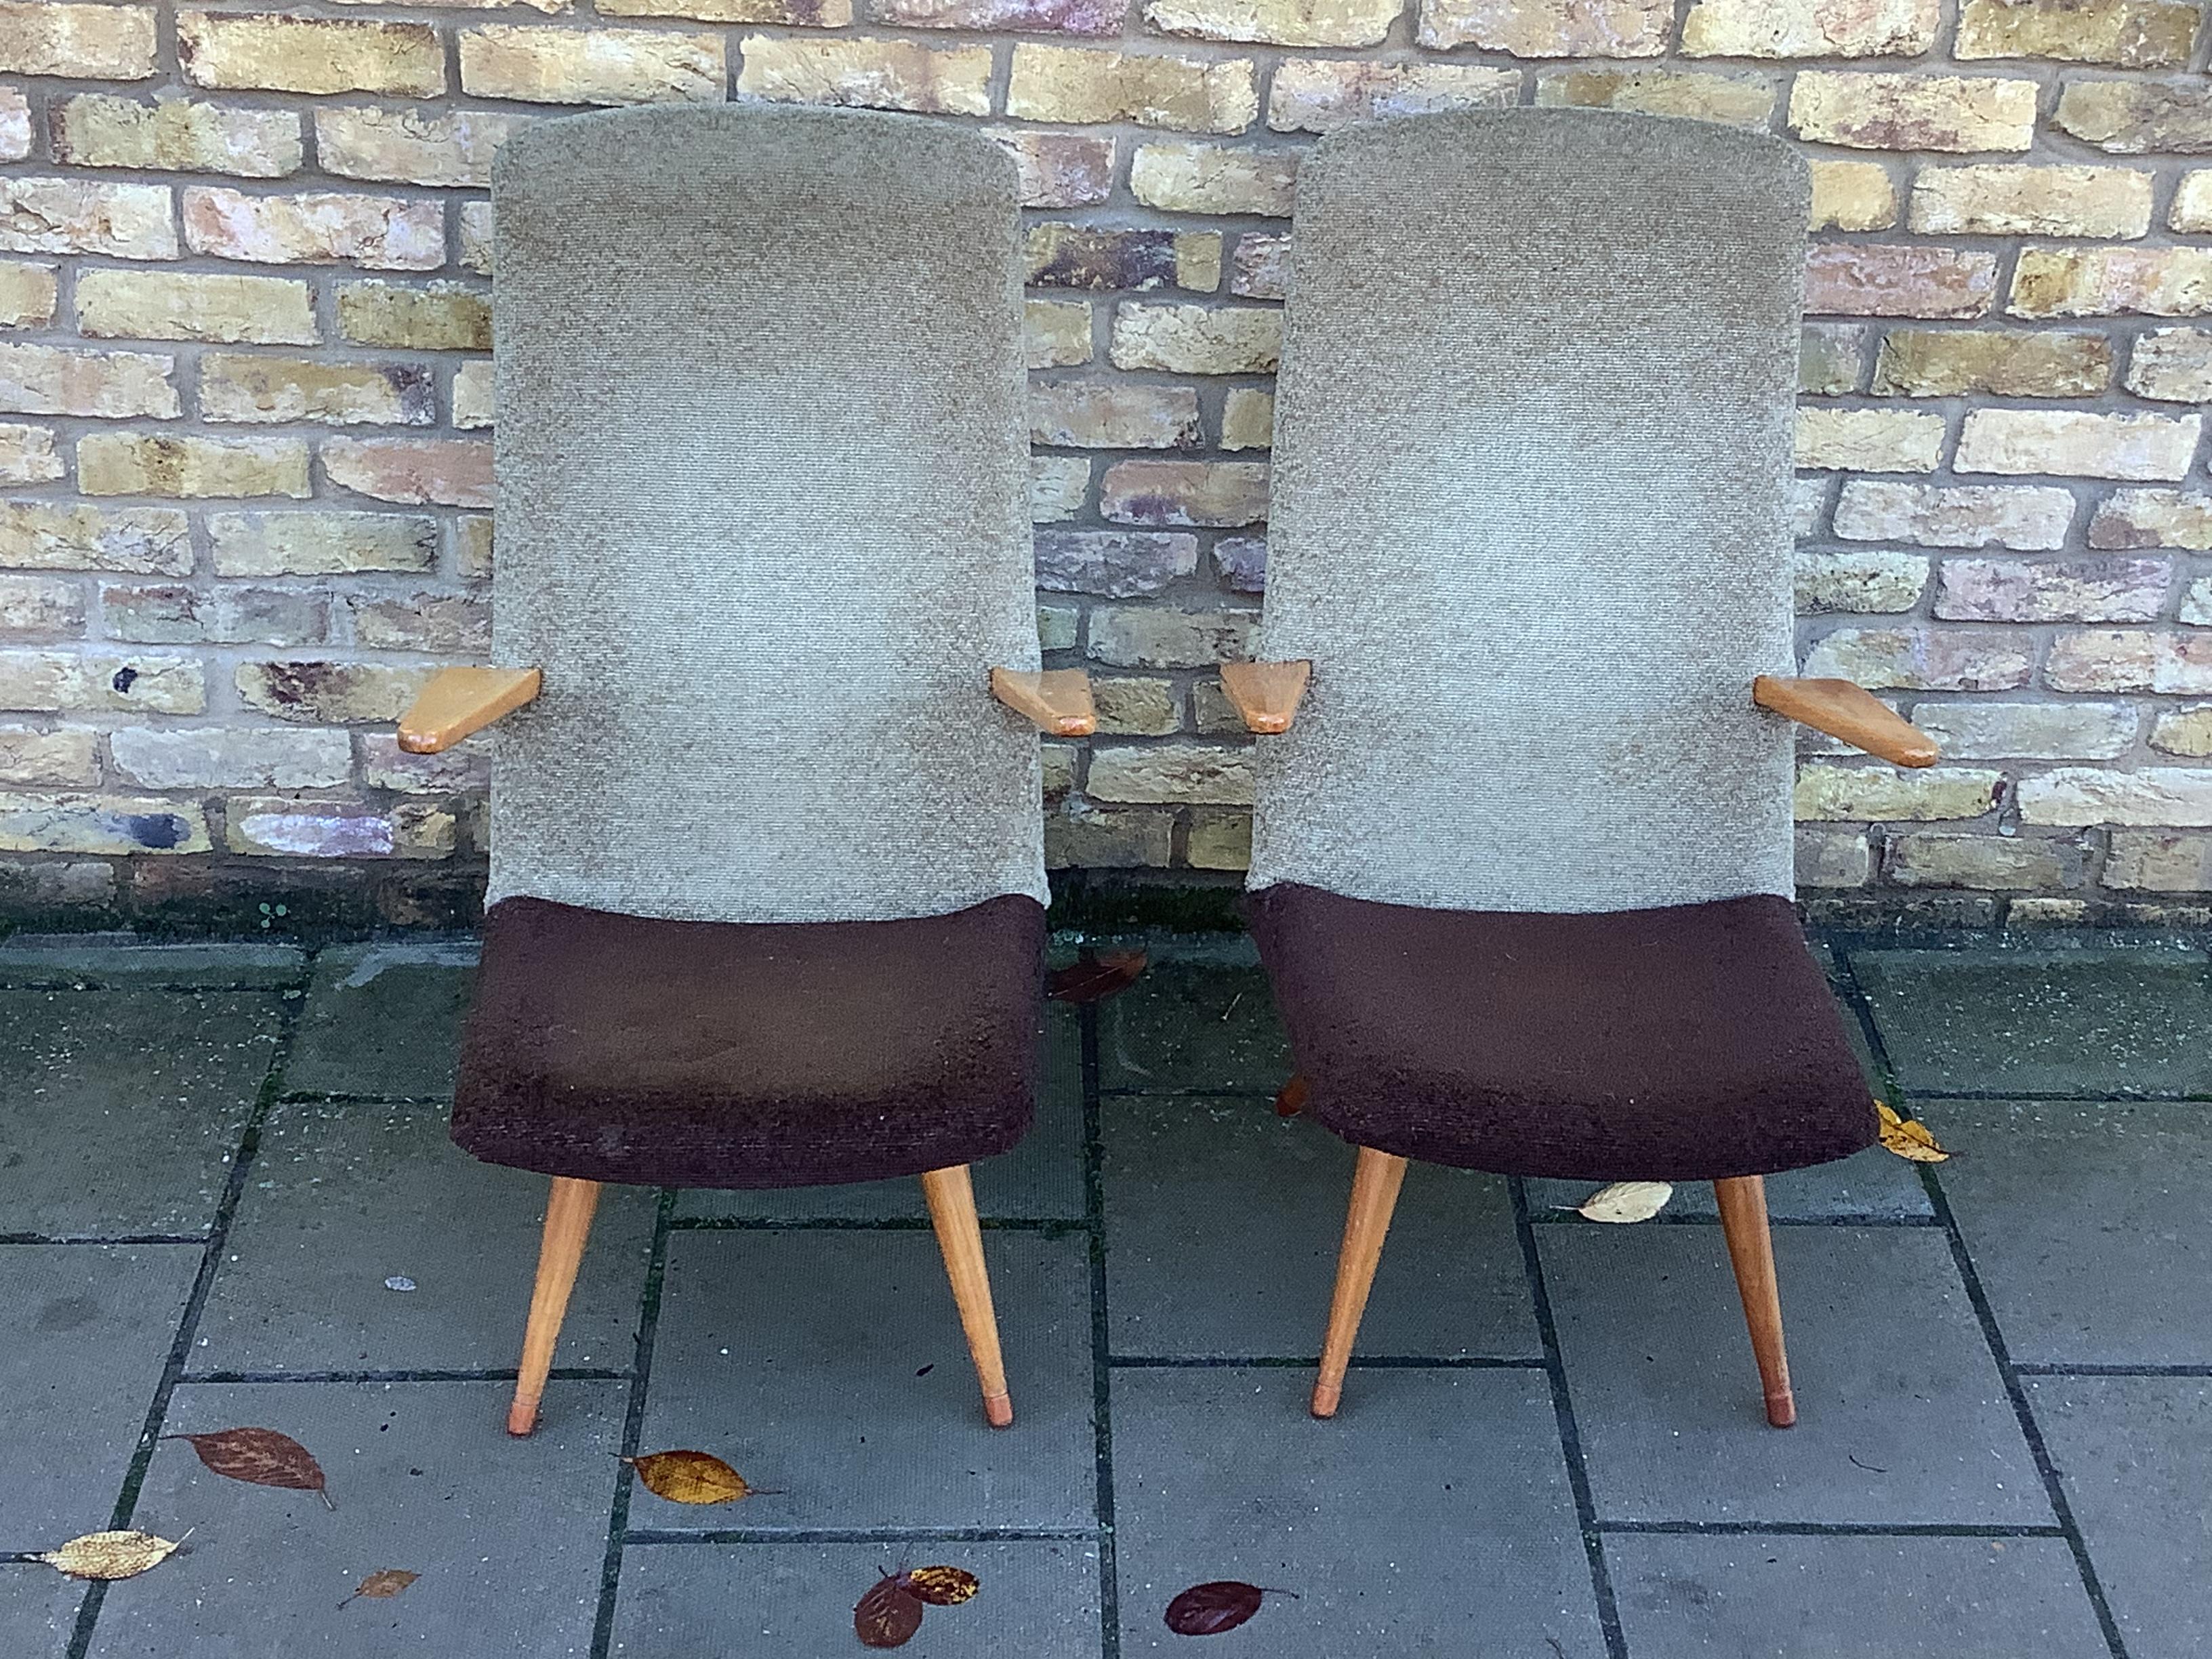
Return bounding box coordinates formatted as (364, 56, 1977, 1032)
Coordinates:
(1311, 1148, 1409, 1419)
(508, 1176, 601, 1437)
(1714, 1175, 1796, 1429)
(920, 1165, 1013, 1429)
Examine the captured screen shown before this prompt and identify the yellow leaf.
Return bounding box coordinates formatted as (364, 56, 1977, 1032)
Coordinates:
(1577, 1180, 1674, 1224)
(340, 1569, 419, 1608)
(36, 1530, 183, 1581)
(903, 1565, 981, 1607)
(624, 1450, 751, 1505)
(1876, 1101, 1948, 1164)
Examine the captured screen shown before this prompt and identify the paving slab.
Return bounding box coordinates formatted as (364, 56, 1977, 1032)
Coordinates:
(0, 1244, 198, 1540)
(1929, 1100, 2212, 1368)
(2030, 1374, 2212, 1659)
(1098, 964, 1292, 1094)
(0, 989, 282, 1237)
(1102, 1095, 1537, 1359)
(1850, 946, 2212, 1097)
(609, 1538, 1102, 1658)
(677, 1009, 1085, 1222)
(0, 1573, 82, 1659)
(1540, 1225, 2048, 1525)
(638, 1230, 1094, 1532)
(190, 1100, 655, 1374)
(1605, 1533, 2108, 1658)
(1528, 1145, 1932, 1223)
(89, 1378, 623, 1659)
(0, 937, 305, 989)
(286, 943, 478, 1098)
(1110, 1366, 1604, 1656)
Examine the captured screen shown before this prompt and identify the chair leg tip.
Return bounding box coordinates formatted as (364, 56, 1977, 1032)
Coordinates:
(983, 1393, 1014, 1429)
(506, 1400, 539, 1437)
(1765, 1392, 1797, 1429)
(1310, 1383, 1342, 1419)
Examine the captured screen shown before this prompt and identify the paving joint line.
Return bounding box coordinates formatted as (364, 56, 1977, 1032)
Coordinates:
(1597, 1519, 2072, 1538)
(2015, 1362, 2212, 1377)
(0, 1233, 208, 1247)
(588, 1185, 677, 1659)
(622, 1526, 1103, 1546)
(176, 1367, 630, 1385)
(1080, 999, 1122, 1659)
(1105, 1354, 1549, 1370)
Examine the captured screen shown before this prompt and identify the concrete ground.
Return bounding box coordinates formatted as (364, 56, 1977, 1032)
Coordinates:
(0, 928, 2207, 1659)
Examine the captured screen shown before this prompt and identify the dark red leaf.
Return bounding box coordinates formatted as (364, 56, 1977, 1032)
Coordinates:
(1165, 1581, 1268, 1637)
(855, 1575, 924, 1648)
(161, 1428, 331, 1509)
(1047, 950, 1147, 1004)
(1273, 1074, 1309, 1118)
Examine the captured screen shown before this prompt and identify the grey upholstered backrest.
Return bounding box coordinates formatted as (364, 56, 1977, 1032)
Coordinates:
(487, 106, 1044, 924)
(1248, 109, 1808, 915)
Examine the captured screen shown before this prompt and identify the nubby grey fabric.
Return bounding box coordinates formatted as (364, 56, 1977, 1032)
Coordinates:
(488, 105, 1044, 924)
(1248, 109, 1810, 914)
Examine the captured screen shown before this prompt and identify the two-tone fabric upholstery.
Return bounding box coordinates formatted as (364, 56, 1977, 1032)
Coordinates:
(1246, 110, 1874, 1179)
(453, 106, 1048, 1189)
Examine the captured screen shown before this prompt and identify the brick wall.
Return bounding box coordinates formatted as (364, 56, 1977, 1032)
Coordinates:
(1, 0, 2209, 928)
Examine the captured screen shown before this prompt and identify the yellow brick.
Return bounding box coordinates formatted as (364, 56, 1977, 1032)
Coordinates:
(736, 35, 992, 115)
(0, 795, 211, 855)
(0, 342, 178, 420)
(1007, 44, 1257, 134)
(0, 262, 58, 328)
(199, 354, 433, 427)
(1908, 165, 2154, 239)
(337, 282, 493, 350)
(0, 3, 157, 79)
(76, 270, 317, 346)
(1789, 73, 2038, 153)
(178, 12, 445, 97)
(1685, 0, 1937, 56)
(0, 178, 175, 261)
(79, 433, 311, 499)
(459, 25, 724, 104)
(51, 94, 302, 177)
(1145, 0, 1399, 47)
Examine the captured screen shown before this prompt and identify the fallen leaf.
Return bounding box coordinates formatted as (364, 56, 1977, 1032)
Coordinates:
(855, 1574, 924, 1648)
(1876, 1101, 1948, 1164)
(1274, 1074, 1309, 1119)
(901, 1565, 979, 1607)
(340, 1569, 418, 1609)
(1576, 1180, 1675, 1224)
(162, 1427, 331, 1509)
(623, 1450, 755, 1505)
(1046, 950, 1146, 1004)
(1165, 1581, 1292, 1637)
(35, 1530, 183, 1582)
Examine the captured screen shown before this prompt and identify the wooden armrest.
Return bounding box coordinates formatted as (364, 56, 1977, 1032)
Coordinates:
(991, 668, 1096, 737)
(1219, 659, 1311, 735)
(398, 666, 542, 754)
(1753, 675, 1938, 768)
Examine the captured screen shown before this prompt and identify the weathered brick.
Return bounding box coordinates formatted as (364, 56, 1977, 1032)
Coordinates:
(0, 425, 62, 486)
(1038, 604, 1080, 653)
(1101, 459, 1268, 526)
(1793, 764, 2001, 821)
(2089, 488, 2212, 550)
(1935, 556, 2169, 622)
(1796, 825, 1870, 886)
(0, 89, 22, 162)
(0, 3, 157, 78)
(1086, 741, 1252, 804)
(1087, 604, 1256, 667)
(1090, 675, 1182, 736)
(1027, 224, 1220, 293)
(1794, 408, 1944, 472)
(1788, 73, 2036, 152)
(1186, 808, 1252, 870)
(2184, 577, 2212, 626)
(209, 511, 437, 578)
(1212, 534, 1266, 592)
(348, 592, 490, 653)
(2045, 629, 2212, 692)
(226, 797, 454, 859)
(1221, 387, 1273, 451)
(80, 434, 309, 500)
(1956, 409, 2198, 481)
(1804, 245, 1997, 319)
(102, 582, 326, 645)
(2150, 705, 2212, 756)
(1835, 480, 2075, 550)
(76, 270, 317, 346)
(460, 26, 724, 104)
(2105, 830, 2212, 889)
(1535, 67, 1774, 127)
(1111, 304, 1280, 373)
(2055, 79, 2212, 154)
(184, 188, 443, 271)
(1149, 0, 1398, 43)
(1803, 626, 2034, 690)
(1795, 550, 1927, 613)
(52, 94, 302, 178)
(1912, 700, 2138, 759)
(2124, 328, 2212, 401)
(2019, 766, 2212, 826)
(605, 0, 851, 20)
(0, 727, 98, 789)
(200, 354, 434, 428)
(337, 282, 493, 350)
(0, 651, 203, 714)
(1045, 803, 1172, 867)
(1909, 165, 2153, 239)
(452, 361, 493, 430)
(322, 438, 493, 508)
(1871, 329, 2111, 398)
(1031, 382, 1201, 449)
(1191, 676, 1244, 732)
(985, 129, 1115, 206)
(0, 577, 84, 639)
(2171, 171, 2212, 232)
(236, 659, 432, 723)
(360, 732, 490, 795)
(1957, 0, 2196, 66)
(1230, 233, 1288, 300)
(459, 202, 493, 275)
(0, 262, 56, 327)
(1888, 832, 2075, 889)
(0, 503, 190, 575)
(0, 342, 177, 421)
(1271, 59, 1515, 134)
(2013, 247, 2212, 319)
(453, 515, 493, 579)
(1037, 530, 1204, 598)
(0, 795, 211, 857)
(0, 178, 176, 261)
(1130, 144, 1298, 216)
(316, 108, 523, 189)
(872, 0, 1111, 31)
(1684, 0, 1938, 56)
(110, 726, 352, 790)
(1006, 45, 1258, 134)
(1421, 0, 1668, 54)
(737, 35, 991, 115)
(1809, 161, 1898, 231)
(1025, 299, 1093, 369)
(178, 12, 444, 97)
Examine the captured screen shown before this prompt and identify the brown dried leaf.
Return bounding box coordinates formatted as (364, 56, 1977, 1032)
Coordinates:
(1273, 1073, 1309, 1119)
(1047, 950, 1147, 1004)
(901, 1565, 979, 1607)
(1876, 1101, 1948, 1164)
(855, 1575, 924, 1648)
(1164, 1581, 1269, 1637)
(1576, 1181, 1675, 1224)
(624, 1450, 751, 1505)
(36, 1530, 182, 1582)
(162, 1427, 331, 1509)
(340, 1569, 418, 1608)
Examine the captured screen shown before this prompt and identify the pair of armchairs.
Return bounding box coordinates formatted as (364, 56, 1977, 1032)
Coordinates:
(399, 104, 1937, 1441)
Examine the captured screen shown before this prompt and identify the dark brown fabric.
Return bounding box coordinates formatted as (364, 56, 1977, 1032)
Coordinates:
(1245, 884, 1874, 1181)
(452, 894, 1046, 1189)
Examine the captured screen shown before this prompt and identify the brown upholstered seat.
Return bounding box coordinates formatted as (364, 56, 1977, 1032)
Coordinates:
(1246, 884, 1874, 1181)
(453, 893, 1047, 1190)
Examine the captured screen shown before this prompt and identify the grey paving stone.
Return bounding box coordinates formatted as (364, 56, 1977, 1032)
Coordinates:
(1110, 1366, 1604, 1657)
(189, 1100, 655, 1374)
(0, 1573, 81, 1659)
(89, 1378, 622, 1659)
(1098, 964, 1292, 1094)
(1102, 1095, 1538, 1359)
(1, 1245, 197, 1539)
(1851, 946, 2212, 1097)
(1930, 1100, 2212, 1367)
(1528, 1145, 1932, 1223)
(286, 943, 478, 1098)
(1605, 1533, 2108, 1659)
(2030, 1374, 2212, 1659)
(609, 1539, 1102, 1658)
(1540, 1225, 2049, 1525)
(639, 1230, 1094, 1532)
(0, 989, 282, 1237)
(0, 937, 305, 988)
(676, 1008, 1084, 1222)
